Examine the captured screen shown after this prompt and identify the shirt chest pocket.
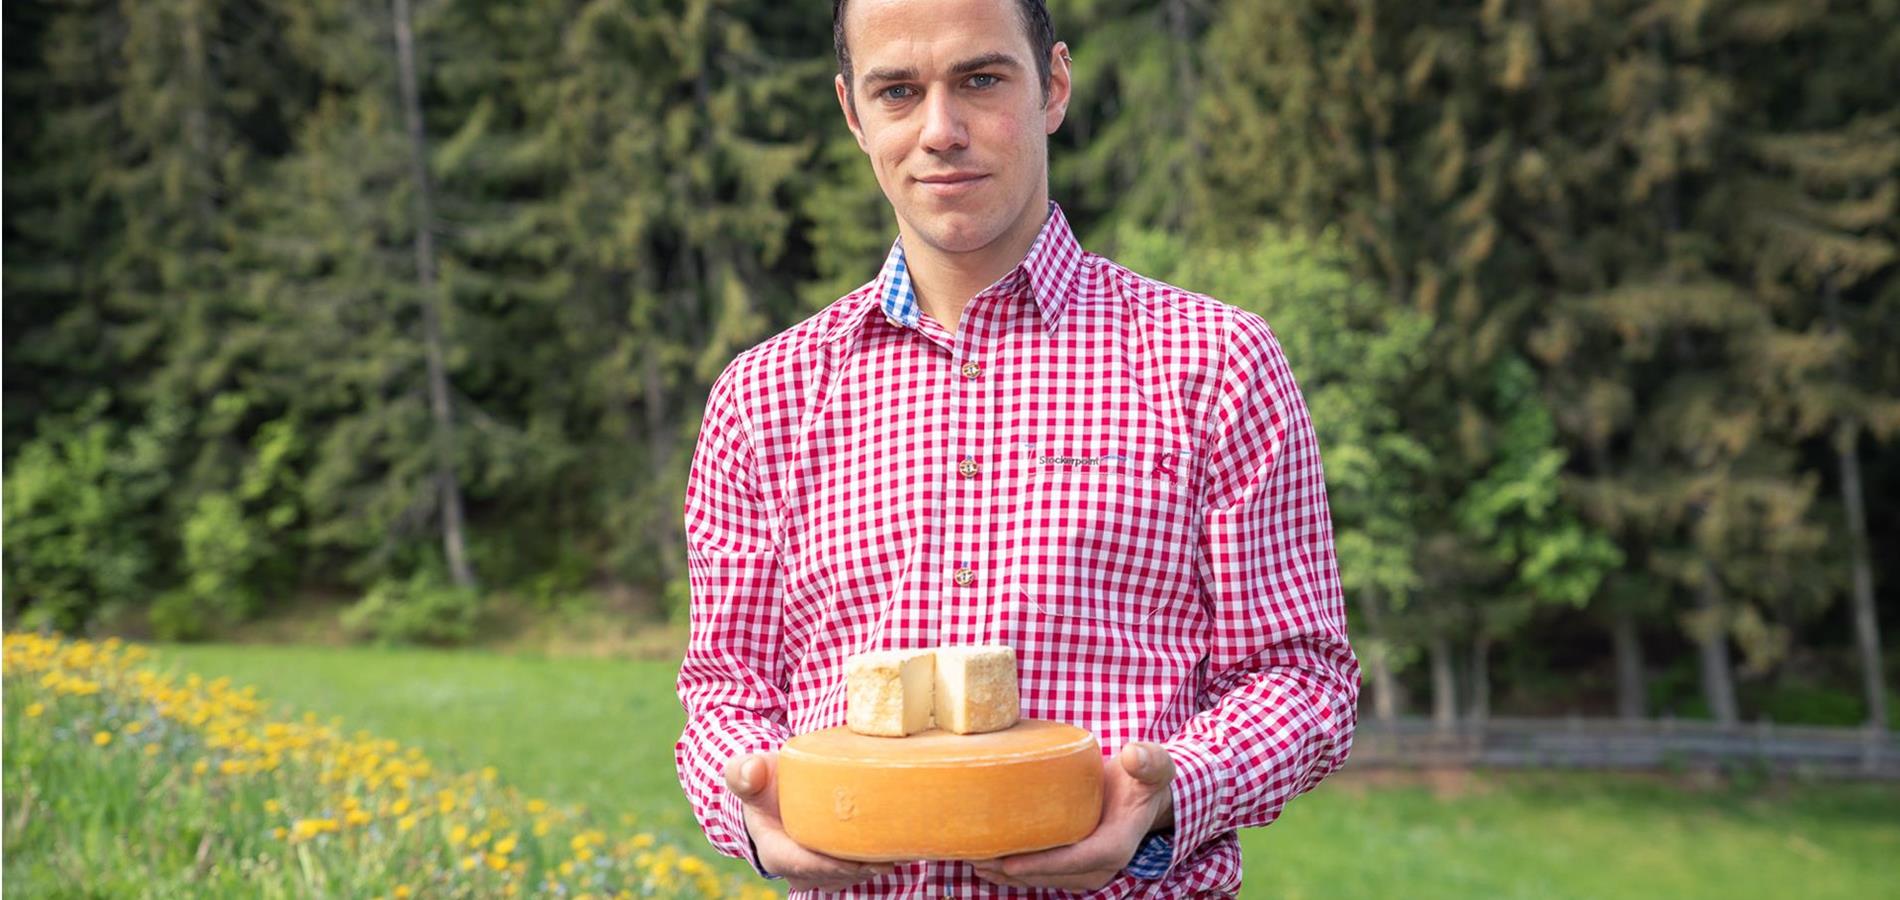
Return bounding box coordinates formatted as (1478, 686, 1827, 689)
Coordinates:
(1013, 454, 1199, 627)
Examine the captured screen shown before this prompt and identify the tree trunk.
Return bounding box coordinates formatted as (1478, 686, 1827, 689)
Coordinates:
(393, 0, 475, 589)
(1824, 278, 1888, 731)
(1358, 589, 1401, 721)
(1430, 633, 1457, 733)
(1837, 423, 1888, 730)
(1467, 633, 1491, 725)
(1612, 606, 1647, 720)
(1694, 563, 1739, 725)
(643, 345, 682, 585)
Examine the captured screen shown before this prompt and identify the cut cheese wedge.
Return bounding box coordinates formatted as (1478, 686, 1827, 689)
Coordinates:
(933, 645, 1020, 735)
(777, 719, 1102, 861)
(844, 649, 936, 737)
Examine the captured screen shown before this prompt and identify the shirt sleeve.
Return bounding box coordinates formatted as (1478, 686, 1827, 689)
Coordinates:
(674, 363, 793, 878)
(1159, 308, 1361, 873)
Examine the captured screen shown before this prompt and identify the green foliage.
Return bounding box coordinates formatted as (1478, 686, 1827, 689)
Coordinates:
(1, 395, 174, 633)
(150, 493, 268, 641)
(3, 0, 1895, 725)
(1455, 357, 1623, 611)
(340, 572, 484, 647)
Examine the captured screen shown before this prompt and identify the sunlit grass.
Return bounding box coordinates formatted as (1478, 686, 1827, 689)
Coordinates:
(58, 638, 1900, 900)
(2, 633, 777, 898)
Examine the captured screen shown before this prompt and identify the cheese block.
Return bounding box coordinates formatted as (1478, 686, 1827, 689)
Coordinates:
(845, 649, 936, 737)
(777, 719, 1102, 861)
(933, 645, 1020, 735)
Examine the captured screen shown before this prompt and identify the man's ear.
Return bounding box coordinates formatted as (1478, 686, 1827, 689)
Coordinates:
(1043, 41, 1072, 134)
(836, 73, 869, 152)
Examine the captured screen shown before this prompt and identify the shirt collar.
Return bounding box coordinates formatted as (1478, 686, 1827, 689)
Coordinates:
(828, 201, 1084, 344)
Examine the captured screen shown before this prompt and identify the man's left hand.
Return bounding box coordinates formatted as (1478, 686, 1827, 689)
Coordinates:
(967, 741, 1176, 892)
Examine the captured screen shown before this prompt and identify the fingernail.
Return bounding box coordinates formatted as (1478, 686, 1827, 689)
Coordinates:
(1135, 746, 1151, 768)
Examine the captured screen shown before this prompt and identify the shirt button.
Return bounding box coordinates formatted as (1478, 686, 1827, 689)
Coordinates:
(957, 459, 980, 478)
(953, 567, 976, 587)
(960, 361, 982, 379)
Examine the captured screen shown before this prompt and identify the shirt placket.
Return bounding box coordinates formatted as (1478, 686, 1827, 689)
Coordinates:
(940, 297, 1000, 650)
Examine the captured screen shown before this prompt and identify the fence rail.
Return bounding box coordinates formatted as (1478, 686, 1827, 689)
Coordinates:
(1348, 716, 1900, 779)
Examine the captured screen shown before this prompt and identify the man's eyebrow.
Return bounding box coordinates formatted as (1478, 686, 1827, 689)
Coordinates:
(860, 53, 1025, 87)
(861, 65, 919, 86)
(947, 52, 1023, 76)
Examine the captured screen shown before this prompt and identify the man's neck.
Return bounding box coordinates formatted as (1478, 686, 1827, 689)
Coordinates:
(900, 196, 1049, 335)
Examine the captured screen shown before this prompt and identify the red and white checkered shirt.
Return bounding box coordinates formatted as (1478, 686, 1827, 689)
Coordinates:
(676, 203, 1359, 899)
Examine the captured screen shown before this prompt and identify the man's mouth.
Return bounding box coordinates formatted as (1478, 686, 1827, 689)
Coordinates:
(914, 172, 988, 196)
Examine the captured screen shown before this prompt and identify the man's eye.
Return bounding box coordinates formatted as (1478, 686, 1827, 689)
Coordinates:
(967, 74, 1000, 89)
(880, 85, 916, 101)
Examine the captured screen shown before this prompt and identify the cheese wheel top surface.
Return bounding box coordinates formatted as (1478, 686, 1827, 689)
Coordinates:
(781, 719, 1092, 767)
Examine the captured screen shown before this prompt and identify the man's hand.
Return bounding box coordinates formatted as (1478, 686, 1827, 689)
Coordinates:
(968, 741, 1176, 892)
(724, 752, 897, 892)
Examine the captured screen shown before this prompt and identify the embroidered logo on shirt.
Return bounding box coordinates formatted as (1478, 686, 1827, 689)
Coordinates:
(1039, 455, 1114, 467)
(1152, 451, 1179, 482)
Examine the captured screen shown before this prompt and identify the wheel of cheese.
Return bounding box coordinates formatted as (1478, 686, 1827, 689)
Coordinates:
(776, 719, 1103, 861)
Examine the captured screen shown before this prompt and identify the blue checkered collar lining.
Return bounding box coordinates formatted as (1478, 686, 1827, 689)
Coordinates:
(836, 201, 1082, 342)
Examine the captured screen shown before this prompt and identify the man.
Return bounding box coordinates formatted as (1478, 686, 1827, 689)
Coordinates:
(675, 0, 1359, 896)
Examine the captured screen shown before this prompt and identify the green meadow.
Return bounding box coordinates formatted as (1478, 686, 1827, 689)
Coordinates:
(127, 643, 1900, 899)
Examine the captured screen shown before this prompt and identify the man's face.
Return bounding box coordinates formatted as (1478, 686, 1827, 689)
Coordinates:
(835, 0, 1070, 259)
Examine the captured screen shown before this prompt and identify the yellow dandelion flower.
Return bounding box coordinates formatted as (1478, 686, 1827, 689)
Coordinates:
(144, 745, 160, 757)
(25, 703, 44, 718)
(559, 861, 575, 877)
(390, 798, 410, 816)
(393, 887, 412, 899)
(449, 824, 469, 846)
(459, 855, 478, 872)
(397, 815, 418, 832)
(192, 759, 209, 776)
(124, 721, 145, 734)
(345, 809, 373, 827)
(265, 799, 283, 815)
(493, 835, 517, 856)
(93, 731, 113, 746)
(526, 799, 548, 814)
(481, 765, 498, 783)
(575, 847, 594, 863)
(291, 818, 338, 841)
(632, 833, 656, 849)
(486, 853, 508, 871)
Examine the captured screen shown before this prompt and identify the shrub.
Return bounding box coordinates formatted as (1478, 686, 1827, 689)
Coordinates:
(341, 572, 484, 646)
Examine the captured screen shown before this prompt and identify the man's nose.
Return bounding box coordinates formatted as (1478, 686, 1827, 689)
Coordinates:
(918, 88, 968, 153)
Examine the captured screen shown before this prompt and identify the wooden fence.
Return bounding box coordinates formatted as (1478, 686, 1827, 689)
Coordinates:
(1347, 716, 1900, 779)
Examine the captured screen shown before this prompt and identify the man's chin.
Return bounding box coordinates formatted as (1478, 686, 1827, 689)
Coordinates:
(906, 214, 1006, 256)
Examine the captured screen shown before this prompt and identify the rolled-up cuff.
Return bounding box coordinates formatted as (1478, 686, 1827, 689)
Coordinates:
(1158, 737, 1227, 875)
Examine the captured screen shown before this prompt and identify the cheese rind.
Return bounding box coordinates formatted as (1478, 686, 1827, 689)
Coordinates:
(778, 719, 1102, 861)
(933, 645, 1020, 735)
(844, 649, 936, 737)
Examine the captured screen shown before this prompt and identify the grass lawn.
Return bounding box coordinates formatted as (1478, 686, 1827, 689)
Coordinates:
(152, 643, 1900, 899)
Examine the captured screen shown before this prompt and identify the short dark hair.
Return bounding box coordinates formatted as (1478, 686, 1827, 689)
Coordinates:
(833, 0, 1057, 105)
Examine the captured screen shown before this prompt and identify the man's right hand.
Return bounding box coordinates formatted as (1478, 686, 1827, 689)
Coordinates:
(724, 752, 897, 892)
